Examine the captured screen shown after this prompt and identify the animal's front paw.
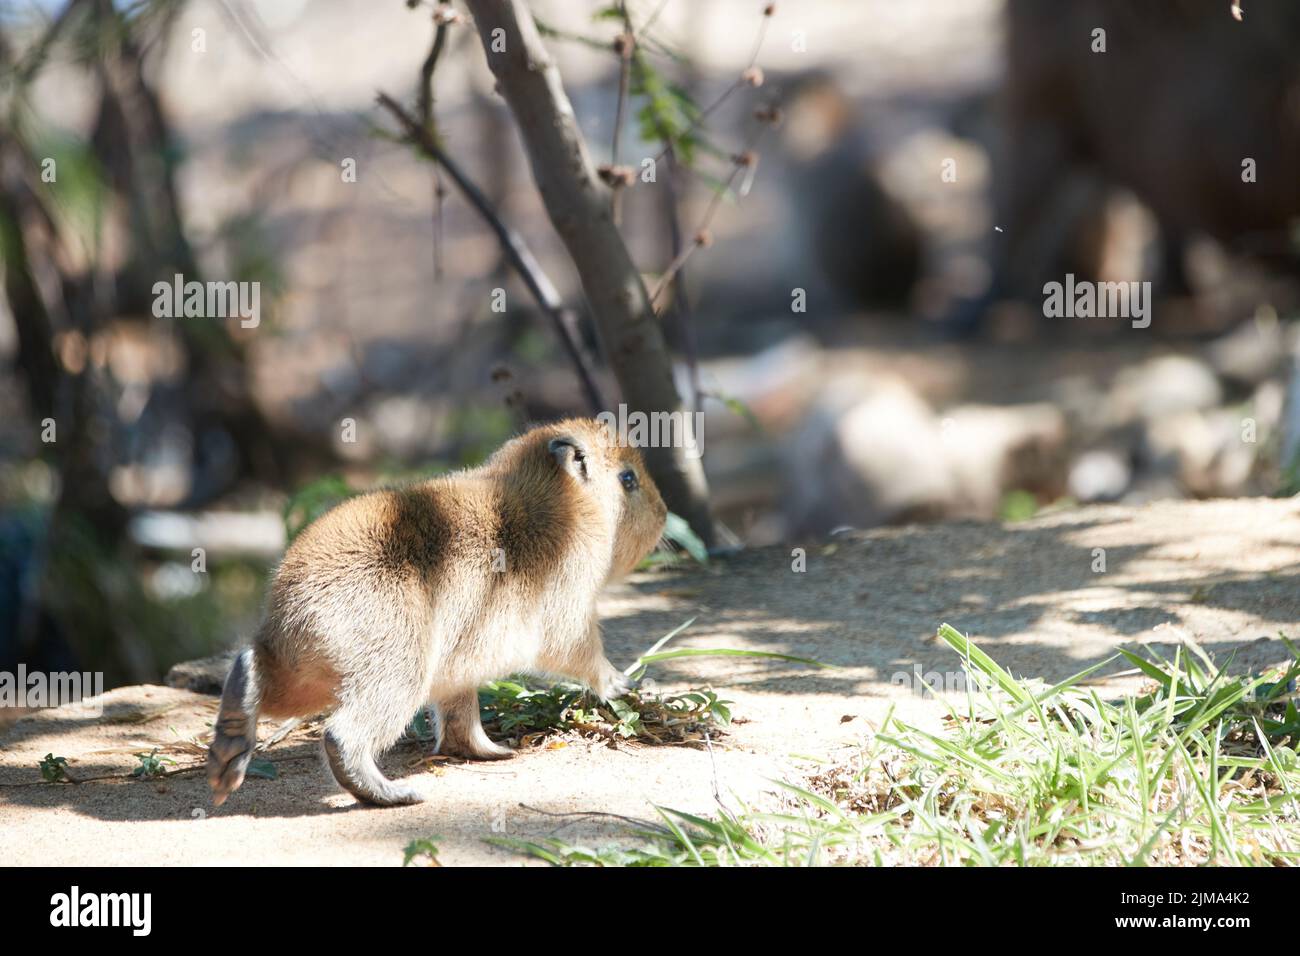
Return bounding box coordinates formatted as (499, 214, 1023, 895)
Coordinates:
(595, 667, 637, 702)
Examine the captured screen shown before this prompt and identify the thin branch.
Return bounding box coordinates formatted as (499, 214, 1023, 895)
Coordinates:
(640, 0, 674, 35)
(621, 2, 774, 405)
(649, 2, 772, 168)
(417, 16, 451, 129)
(608, 2, 634, 224)
(430, 172, 445, 281)
(648, 148, 747, 310)
(376, 92, 605, 412)
(12, 0, 82, 86)
(648, 89, 779, 313)
(745, 3, 774, 69)
(418, 9, 454, 280)
(632, 29, 702, 412)
(659, 143, 702, 414)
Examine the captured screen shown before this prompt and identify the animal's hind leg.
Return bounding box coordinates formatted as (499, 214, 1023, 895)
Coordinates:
(434, 688, 513, 760)
(322, 700, 425, 806)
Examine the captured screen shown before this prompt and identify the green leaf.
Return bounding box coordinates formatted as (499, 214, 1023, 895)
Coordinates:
(936, 624, 1031, 706)
(246, 758, 278, 781)
(662, 511, 708, 564)
(402, 837, 443, 866)
(637, 647, 831, 668)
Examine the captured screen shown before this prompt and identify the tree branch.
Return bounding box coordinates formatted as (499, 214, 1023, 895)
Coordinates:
(608, 2, 634, 224)
(376, 91, 605, 413)
(417, 11, 452, 278)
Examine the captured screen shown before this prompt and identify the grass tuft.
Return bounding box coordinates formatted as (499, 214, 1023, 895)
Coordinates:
(491, 625, 1300, 866)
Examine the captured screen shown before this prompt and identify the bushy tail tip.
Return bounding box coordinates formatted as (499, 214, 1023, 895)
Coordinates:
(207, 648, 261, 807)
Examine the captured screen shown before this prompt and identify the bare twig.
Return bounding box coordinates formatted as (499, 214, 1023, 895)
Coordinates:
(608, 2, 634, 224)
(649, 2, 773, 168)
(417, 8, 455, 279)
(650, 130, 702, 412)
(11, 0, 82, 86)
(619, 12, 706, 413)
(417, 12, 452, 129)
(649, 137, 765, 310)
(640, 0, 674, 35)
(376, 92, 605, 412)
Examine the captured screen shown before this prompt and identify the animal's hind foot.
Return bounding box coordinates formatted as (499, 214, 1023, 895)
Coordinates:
(322, 729, 426, 807)
(435, 689, 515, 761)
(439, 732, 515, 761)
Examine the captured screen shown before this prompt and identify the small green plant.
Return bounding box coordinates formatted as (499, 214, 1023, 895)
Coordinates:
(402, 837, 443, 867)
(475, 619, 820, 748)
(477, 679, 727, 746)
(998, 489, 1038, 522)
(130, 749, 176, 780)
(38, 753, 70, 783)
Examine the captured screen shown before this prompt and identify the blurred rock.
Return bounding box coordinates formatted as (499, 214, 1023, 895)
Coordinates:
(1068, 449, 1132, 503)
(164, 650, 235, 695)
(1206, 314, 1289, 387)
(942, 403, 1067, 515)
(1252, 379, 1287, 437)
(129, 510, 285, 556)
(783, 380, 1067, 535)
(1110, 355, 1222, 423)
(1144, 409, 1257, 497)
(368, 394, 445, 459)
(784, 378, 953, 535)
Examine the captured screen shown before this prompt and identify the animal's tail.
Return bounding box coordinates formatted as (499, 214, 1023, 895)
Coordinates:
(207, 647, 263, 807)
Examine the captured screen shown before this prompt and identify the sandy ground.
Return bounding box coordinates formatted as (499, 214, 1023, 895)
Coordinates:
(2, 498, 1298, 866)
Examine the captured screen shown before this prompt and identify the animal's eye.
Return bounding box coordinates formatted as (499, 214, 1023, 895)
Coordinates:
(619, 469, 639, 492)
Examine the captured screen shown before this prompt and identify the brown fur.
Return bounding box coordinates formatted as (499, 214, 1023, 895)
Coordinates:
(207, 419, 667, 807)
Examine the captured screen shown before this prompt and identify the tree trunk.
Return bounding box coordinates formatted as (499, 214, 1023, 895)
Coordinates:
(462, 0, 715, 546)
(87, 0, 299, 501)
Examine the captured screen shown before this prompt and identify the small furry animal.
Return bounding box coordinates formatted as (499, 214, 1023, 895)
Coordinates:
(207, 418, 667, 807)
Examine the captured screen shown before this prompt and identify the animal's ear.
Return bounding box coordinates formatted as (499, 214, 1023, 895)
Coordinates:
(548, 435, 589, 481)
